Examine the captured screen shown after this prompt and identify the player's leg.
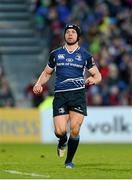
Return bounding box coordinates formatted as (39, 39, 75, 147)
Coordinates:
(65, 111, 84, 168)
(53, 91, 69, 157)
(54, 114, 69, 157)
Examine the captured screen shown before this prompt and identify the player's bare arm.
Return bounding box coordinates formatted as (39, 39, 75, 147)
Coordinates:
(33, 65, 54, 95)
(85, 66, 102, 85)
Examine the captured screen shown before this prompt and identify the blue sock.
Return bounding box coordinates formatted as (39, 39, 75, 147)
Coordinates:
(65, 135, 80, 164)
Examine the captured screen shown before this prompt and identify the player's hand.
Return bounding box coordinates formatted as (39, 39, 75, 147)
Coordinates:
(85, 77, 95, 85)
(33, 83, 43, 95)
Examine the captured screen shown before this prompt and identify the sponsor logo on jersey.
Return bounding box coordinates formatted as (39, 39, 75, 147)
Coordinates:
(66, 58, 73, 62)
(58, 54, 65, 59)
(75, 53, 82, 61)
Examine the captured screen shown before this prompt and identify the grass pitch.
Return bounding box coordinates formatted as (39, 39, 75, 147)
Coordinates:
(0, 143, 132, 179)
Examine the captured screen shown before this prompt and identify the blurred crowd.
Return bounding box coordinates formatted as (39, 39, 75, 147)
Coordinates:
(0, 0, 131, 108)
(31, 0, 132, 106)
(0, 65, 15, 107)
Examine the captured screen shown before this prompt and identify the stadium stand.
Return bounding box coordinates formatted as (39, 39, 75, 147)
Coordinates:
(0, 0, 132, 107)
(0, 0, 50, 107)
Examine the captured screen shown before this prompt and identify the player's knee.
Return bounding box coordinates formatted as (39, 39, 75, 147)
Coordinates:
(71, 127, 79, 137)
(55, 130, 66, 138)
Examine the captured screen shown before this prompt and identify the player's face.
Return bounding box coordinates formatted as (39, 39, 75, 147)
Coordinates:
(65, 29, 78, 45)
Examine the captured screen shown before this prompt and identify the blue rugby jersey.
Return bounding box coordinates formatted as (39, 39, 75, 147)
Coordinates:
(48, 46, 95, 92)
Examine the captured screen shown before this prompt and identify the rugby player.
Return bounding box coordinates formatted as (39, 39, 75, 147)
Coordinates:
(33, 24, 102, 168)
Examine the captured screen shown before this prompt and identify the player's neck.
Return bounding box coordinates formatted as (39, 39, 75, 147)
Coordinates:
(65, 43, 79, 52)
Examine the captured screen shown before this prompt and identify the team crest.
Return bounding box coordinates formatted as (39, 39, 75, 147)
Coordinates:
(75, 53, 82, 61)
(58, 107, 65, 114)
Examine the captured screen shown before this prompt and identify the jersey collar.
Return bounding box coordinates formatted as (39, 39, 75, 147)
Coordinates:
(63, 45, 80, 54)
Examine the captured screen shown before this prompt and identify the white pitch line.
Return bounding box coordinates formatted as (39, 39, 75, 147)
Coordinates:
(3, 170, 50, 178)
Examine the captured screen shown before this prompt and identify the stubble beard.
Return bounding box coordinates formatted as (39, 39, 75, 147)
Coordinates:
(65, 36, 78, 45)
(66, 40, 78, 45)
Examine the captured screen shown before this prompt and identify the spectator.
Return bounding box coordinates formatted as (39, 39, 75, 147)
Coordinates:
(0, 78, 15, 107)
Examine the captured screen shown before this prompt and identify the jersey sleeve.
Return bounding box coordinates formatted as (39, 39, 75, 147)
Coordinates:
(48, 51, 56, 69)
(85, 54, 96, 70)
